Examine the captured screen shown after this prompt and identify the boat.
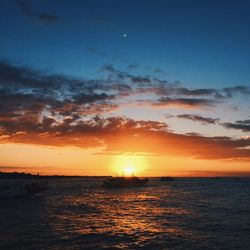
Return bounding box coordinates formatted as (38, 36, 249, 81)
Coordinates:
(160, 176, 174, 181)
(103, 176, 149, 188)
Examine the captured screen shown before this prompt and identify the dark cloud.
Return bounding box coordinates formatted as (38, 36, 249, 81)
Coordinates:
(152, 97, 218, 108)
(127, 64, 138, 70)
(148, 85, 219, 97)
(0, 60, 47, 88)
(101, 64, 152, 84)
(16, 0, 58, 24)
(222, 119, 250, 132)
(88, 48, 110, 59)
(177, 88, 217, 96)
(235, 119, 250, 125)
(1, 60, 248, 118)
(52, 101, 118, 117)
(153, 67, 163, 74)
(0, 60, 131, 95)
(0, 60, 84, 92)
(0, 116, 169, 145)
(0, 60, 125, 122)
(223, 86, 250, 98)
(0, 88, 59, 119)
(73, 93, 113, 104)
(184, 132, 202, 136)
(131, 76, 151, 84)
(100, 64, 250, 102)
(16, 0, 32, 18)
(152, 78, 168, 84)
(38, 13, 58, 23)
(177, 114, 220, 124)
(111, 84, 132, 92)
(135, 82, 250, 100)
(165, 114, 175, 119)
(101, 64, 116, 73)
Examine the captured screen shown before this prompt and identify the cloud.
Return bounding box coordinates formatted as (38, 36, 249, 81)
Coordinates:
(151, 97, 218, 108)
(0, 88, 59, 120)
(101, 64, 152, 85)
(16, 0, 58, 24)
(100, 64, 250, 101)
(88, 48, 110, 59)
(0, 116, 249, 160)
(177, 88, 217, 96)
(0, 87, 117, 123)
(0, 60, 133, 95)
(4, 59, 246, 122)
(127, 64, 138, 70)
(222, 119, 250, 132)
(16, 0, 32, 18)
(153, 67, 164, 74)
(135, 81, 250, 100)
(0, 60, 50, 88)
(177, 114, 220, 124)
(38, 13, 58, 23)
(1, 60, 250, 160)
(101, 64, 116, 73)
(235, 119, 250, 125)
(73, 93, 113, 104)
(131, 76, 151, 84)
(0, 60, 126, 122)
(0, 60, 86, 92)
(1, 59, 248, 118)
(222, 86, 250, 98)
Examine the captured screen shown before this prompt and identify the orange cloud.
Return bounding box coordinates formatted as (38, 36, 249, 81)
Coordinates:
(1, 116, 250, 161)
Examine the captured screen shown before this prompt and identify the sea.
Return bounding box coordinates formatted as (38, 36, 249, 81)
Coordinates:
(0, 177, 250, 250)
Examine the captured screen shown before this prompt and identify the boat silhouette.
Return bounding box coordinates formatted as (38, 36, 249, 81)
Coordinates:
(160, 176, 174, 181)
(103, 176, 149, 188)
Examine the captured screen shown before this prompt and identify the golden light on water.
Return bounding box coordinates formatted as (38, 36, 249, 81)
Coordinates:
(111, 155, 148, 176)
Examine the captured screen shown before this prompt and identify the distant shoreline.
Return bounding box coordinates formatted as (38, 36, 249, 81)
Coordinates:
(0, 172, 249, 179)
(0, 172, 111, 179)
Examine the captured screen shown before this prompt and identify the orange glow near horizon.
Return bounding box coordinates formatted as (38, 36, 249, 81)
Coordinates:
(123, 166, 135, 176)
(111, 155, 148, 177)
(0, 143, 250, 177)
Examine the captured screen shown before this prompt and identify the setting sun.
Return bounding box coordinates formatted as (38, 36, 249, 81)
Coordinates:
(111, 155, 148, 176)
(123, 165, 135, 176)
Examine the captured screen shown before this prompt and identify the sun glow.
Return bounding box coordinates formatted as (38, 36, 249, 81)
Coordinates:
(111, 155, 148, 176)
(123, 165, 135, 176)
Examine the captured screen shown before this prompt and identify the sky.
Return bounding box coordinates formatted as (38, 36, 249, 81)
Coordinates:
(0, 0, 250, 176)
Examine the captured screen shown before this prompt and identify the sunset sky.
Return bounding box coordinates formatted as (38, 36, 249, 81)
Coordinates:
(0, 0, 250, 176)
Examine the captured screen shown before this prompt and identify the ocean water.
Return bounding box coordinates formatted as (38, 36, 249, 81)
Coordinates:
(0, 178, 250, 250)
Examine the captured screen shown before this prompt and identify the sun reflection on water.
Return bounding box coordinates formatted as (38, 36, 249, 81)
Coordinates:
(2, 178, 249, 249)
(45, 180, 194, 250)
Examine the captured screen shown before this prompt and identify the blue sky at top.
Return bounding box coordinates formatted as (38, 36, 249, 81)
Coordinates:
(0, 0, 250, 88)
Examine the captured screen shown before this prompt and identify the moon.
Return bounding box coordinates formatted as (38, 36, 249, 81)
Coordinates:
(123, 33, 127, 38)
